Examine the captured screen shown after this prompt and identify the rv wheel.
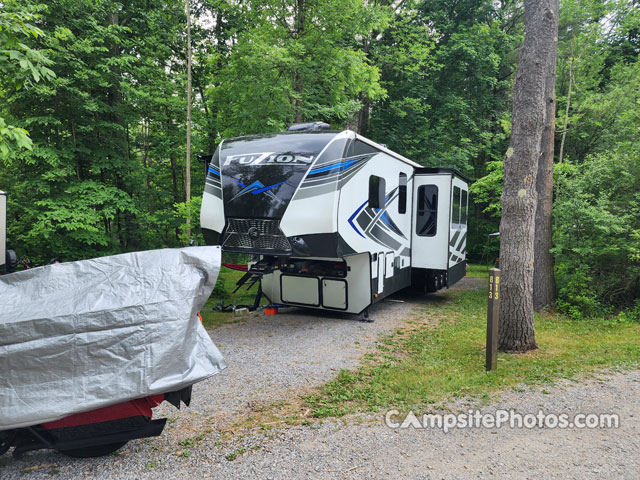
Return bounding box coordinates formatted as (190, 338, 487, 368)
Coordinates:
(59, 441, 128, 458)
(0, 431, 13, 456)
(424, 271, 437, 293)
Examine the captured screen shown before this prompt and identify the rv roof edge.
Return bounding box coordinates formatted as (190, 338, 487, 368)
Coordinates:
(288, 121, 331, 132)
(354, 133, 422, 169)
(415, 167, 473, 184)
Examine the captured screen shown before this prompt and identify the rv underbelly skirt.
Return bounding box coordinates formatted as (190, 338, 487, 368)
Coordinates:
(260, 253, 374, 314)
(0, 246, 225, 431)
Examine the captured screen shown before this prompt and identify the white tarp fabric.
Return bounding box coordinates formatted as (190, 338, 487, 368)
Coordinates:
(0, 246, 225, 431)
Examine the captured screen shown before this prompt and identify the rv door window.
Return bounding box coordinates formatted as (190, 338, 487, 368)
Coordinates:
(369, 175, 385, 209)
(398, 173, 407, 214)
(461, 189, 468, 224)
(452, 186, 461, 226)
(416, 185, 438, 236)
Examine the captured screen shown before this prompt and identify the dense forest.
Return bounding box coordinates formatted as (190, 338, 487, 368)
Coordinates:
(1, 0, 639, 318)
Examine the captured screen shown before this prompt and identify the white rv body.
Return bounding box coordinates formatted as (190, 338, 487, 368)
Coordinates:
(200, 128, 469, 315)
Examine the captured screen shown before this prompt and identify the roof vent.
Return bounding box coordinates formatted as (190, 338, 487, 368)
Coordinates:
(287, 122, 331, 132)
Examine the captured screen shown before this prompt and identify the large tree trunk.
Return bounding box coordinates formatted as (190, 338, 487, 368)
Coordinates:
(499, 0, 558, 352)
(533, 0, 559, 311)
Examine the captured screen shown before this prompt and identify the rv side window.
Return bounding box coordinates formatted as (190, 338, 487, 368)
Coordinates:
(416, 185, 438, 236)
(398, 173, 407, 214)
(369, 175, 385, 209)
(349, 139, 379, 157)
(461, 189, 468, 224)
(452, 186, 461, 226)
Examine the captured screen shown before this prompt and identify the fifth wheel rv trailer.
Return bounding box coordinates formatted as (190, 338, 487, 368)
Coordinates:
(200, 123, 469, 317)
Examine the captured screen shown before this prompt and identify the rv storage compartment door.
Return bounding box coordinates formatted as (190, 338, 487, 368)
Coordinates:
(386, 253, 394, 278)
(281, 275, 320, 306)
(377, 252, 385, 294)
(322, 279, 347, 309)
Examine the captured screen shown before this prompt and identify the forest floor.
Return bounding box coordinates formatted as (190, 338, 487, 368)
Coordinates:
(1, 273, 639, 479)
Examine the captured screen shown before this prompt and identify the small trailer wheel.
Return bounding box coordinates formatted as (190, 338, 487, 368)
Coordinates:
(59, 441, 128, 458)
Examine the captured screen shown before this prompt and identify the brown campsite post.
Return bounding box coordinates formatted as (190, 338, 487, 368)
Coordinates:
(486, 268, 501, 371)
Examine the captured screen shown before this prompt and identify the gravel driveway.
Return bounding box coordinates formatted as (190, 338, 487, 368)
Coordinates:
(2, 277, 638, 479)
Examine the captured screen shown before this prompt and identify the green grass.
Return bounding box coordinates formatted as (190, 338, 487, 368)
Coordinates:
(200, 267, 267, 329)
(466, 262, 493, 278)
(225, 447, 247, 461)
(304, 268, 640, 417)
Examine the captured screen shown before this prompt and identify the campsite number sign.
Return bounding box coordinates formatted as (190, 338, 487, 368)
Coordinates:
(486, 268, 501, 371)
(489, 274, 500, 299)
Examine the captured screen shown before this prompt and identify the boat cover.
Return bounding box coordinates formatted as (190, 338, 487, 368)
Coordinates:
(0, 246, 225, 430)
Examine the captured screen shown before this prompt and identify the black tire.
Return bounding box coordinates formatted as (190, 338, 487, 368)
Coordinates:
(425, 271, 437, 293)
(0, 431, 13, 456)
(59, 441, 128, 458)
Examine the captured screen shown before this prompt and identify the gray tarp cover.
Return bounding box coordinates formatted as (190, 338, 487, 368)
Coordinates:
(0, 246, 225, 431)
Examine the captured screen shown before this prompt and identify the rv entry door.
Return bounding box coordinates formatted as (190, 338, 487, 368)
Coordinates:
(411, 174, 450, 271)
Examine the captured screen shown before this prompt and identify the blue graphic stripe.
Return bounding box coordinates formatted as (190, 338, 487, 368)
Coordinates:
(381, 211, 402, 235)
(348, 200, 368, 239)
(252, 181, 286, 194)
(309, 159, 359, 175)
(230, 178, 247, 188)
(208, 166, 221, 176)
(381, 212, 393, 228)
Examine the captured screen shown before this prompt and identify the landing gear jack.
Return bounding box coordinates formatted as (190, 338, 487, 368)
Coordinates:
(358, 308, 373, 323)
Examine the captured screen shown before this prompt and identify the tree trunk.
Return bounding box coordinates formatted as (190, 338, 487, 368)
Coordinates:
(533, 0, 559, 311)
(357, 37, 371, 136)
(293, 0, 305, 123)
(499, 0, 558, 352)
(185, 0, 192, 242)
(295, 75, 304, 123)
(558, 40, 574, 164)
(358, 94, 370, 136)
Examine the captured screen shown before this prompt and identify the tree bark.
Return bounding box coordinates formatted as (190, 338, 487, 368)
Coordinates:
(357, 37, 371, 136)
(499, 0, 558, 352)
(293, 0, 305, 123)
(185, 0, 192, 242)
(357, 93, 370, 136)
(533, 0, 559, 311)
(558, 40, 574, 164)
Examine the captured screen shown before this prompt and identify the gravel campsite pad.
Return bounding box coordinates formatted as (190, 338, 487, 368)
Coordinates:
(2, 277, 638, 479)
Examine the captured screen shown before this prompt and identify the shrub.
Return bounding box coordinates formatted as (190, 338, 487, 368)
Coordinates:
(553, 151, 640, 318)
